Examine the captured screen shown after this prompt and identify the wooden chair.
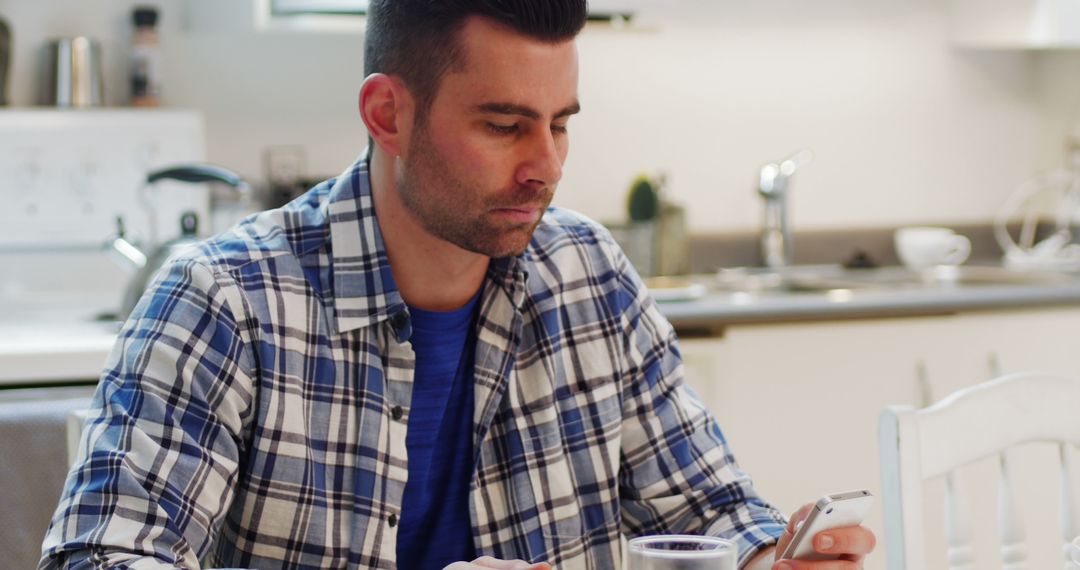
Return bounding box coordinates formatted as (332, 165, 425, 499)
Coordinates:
(879, 371, 1080, 569)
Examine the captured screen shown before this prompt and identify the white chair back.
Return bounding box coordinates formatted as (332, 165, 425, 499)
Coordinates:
(66, 407, 90, 466)
(879, 371, 1080, 570)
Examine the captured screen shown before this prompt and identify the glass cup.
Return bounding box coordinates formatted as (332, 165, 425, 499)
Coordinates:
(627, 535, 737, 570)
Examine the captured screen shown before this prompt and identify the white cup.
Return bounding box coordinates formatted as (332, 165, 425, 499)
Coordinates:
(894, 226, 971, 270)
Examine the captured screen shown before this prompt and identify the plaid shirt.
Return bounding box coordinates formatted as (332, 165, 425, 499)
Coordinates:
(41, 154, 785, 570)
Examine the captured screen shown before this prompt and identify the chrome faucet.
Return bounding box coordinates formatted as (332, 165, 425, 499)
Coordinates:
(757, 149, 813, 269)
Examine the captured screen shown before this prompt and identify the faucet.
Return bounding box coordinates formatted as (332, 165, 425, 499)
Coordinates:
(757, 149, 813, 269)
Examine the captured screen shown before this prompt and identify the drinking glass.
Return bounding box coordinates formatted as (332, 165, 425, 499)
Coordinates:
(627, 535, 737, 570)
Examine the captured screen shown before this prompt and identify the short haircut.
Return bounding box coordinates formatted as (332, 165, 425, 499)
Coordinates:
(364, 0, 588, 121)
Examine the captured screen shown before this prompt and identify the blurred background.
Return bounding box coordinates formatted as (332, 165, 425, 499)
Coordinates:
(5, 0, 1080, 231)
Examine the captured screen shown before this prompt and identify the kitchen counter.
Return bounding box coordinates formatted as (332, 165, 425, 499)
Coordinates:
(658, 265, 1080, 331)
(0, 318, 119, 387)
(6, 265, 1080, 387)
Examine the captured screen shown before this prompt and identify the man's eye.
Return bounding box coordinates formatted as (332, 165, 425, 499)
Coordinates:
(486, 123, 518, 135)
(551, 124, 569, 135)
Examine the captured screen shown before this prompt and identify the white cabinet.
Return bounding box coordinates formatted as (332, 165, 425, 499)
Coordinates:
(949, 0, 1080, 48)
(678, 307, 1080, 570)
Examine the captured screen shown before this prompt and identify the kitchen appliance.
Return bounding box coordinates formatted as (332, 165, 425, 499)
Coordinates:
(114, 209, 201, 319)
(994, 169, 1080, 271)
(110, 163, 249, 318)
(44, 37, 104, 107)
(0, 109, 207, 328)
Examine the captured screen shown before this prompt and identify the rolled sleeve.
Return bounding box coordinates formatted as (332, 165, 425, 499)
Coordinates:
(612, 251, 786, 567)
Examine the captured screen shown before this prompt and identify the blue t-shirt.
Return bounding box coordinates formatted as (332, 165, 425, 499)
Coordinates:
(395, 291, 481, 569)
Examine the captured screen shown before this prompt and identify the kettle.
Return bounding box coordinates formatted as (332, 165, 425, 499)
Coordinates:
(107, 163, 248, 319)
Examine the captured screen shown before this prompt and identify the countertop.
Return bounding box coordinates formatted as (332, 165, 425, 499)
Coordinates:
(0, 318, 119, 387)
(659, 265, 1080, 331)
(661, 278, 1080, 330)
(5, 265, 1080, 386)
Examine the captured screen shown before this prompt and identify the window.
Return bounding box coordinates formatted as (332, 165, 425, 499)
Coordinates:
(270, 0, 632, 22)
(272, 0, 367, 16)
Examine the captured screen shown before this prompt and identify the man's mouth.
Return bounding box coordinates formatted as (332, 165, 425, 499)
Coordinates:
(491, 206, 542, 224)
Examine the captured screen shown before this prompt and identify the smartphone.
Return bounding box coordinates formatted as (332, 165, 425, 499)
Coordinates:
(778, 489, 874, 562)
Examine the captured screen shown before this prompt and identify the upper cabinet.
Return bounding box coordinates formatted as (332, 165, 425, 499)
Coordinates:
(586, 0, 662, 17)
(950, 0, 1080, 48)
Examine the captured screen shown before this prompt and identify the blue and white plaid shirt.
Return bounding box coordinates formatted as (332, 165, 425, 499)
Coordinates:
(41, 154, 785, 569)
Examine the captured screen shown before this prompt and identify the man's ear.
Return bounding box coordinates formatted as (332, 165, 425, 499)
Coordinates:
(359, 73, 413, 157)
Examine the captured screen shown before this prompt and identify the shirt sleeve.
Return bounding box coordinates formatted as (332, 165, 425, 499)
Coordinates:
(605, 242, 787, 568)
(39, 258, 257, 570)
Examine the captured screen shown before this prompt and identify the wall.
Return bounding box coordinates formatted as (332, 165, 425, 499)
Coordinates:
(1034, 51, 1080, 170)
(0, 0, 1051, 233)
(573, 1, 1040, 232)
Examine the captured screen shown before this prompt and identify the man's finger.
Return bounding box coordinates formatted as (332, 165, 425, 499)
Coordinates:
(784, 503, 815, 536)
(814, 525, 877, 556)
(773, 559, 859, 570)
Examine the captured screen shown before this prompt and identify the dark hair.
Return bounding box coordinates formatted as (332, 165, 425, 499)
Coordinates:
(364, 0, 588, 120)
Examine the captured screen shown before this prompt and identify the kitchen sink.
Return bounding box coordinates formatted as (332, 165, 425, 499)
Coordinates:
(714, 265, 858, 293)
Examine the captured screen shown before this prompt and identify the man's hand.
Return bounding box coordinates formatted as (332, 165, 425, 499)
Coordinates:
(443, 556, 551, 570)
(771, 502, 876, 569)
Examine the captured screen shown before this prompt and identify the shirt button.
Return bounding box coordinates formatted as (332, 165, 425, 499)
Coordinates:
(391, 405, 404, 421)
(390, 312, 408, 331)
(388, 513, 399, 527)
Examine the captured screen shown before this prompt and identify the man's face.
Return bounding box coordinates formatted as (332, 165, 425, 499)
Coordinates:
(396, 16, 580, 258)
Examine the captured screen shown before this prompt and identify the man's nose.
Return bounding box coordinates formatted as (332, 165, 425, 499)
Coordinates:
(516, 131, 563, 189)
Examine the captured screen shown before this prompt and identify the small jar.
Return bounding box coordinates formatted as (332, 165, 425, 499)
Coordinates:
(130, 6, 160, 107)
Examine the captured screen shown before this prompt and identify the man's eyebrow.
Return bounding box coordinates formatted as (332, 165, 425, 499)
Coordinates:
(555, 101, 582, 119)
(475, 101, 582, 120)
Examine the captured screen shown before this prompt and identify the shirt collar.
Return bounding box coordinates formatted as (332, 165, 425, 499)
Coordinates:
(487, 255, 529, 311)
(327, 152, 406, 334)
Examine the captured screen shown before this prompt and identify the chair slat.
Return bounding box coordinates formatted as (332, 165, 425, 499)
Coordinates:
(1062, 443, 1080, 568)
(945, 471, 975, 570)
(999, 453, 1028, 569)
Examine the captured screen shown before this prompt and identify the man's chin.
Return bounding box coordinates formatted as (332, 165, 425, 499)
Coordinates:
(467, 230, 536, 259)
(480, 240, 532, 259)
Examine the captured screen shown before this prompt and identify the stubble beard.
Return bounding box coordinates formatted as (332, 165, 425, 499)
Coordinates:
(398, 127, 553, 259)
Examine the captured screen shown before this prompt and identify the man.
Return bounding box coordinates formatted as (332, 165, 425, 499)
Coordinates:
(41, 1, 875, 569)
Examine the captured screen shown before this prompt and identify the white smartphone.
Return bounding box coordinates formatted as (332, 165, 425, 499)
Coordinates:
(778, 489, 874, 562)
